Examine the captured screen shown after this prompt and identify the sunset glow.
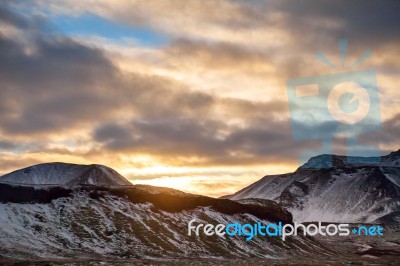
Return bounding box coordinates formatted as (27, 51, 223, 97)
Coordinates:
(1, 0, 399, 197)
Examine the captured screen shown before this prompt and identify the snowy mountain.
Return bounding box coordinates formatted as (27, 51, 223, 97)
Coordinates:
(300, 149, 400, 169)
(0, 163, 330, 261)
(0, 162, 132, 186)
(227, 150, 400, 223)
(0, 184, 329, 261)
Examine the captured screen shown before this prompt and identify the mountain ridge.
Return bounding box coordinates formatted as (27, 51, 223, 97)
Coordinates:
(0, 153, 399, 260)
(0, 175, 324, 260)
(299, 149, 400, 170)
(226, 149, 400, 223)
(0, 162, 132, 187)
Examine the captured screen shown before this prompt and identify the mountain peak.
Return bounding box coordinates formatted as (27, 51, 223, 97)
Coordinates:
(299, 149, 400, 170)
(228, 149, 400, 223)
(0, 162, 132, 187)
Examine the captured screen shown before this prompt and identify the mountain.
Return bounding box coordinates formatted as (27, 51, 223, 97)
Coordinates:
(0, 163, 329, 261)
(0, 184, 328, 261)
(227, 150, 400, 223)
(0, 162, 132, 187)
(299, 149, 400, 169)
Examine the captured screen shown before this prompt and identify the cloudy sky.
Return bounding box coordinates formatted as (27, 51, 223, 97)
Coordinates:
(0, 0, 399, 197)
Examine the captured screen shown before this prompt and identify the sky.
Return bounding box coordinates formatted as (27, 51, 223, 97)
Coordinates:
(0, 0, 399, 197)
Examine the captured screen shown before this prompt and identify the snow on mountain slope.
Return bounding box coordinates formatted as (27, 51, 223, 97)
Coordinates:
(0, 163, 132, 186)
(228, 151, 400, 223)
(300, 149, 400, 169)
(0, 185, 330, 260)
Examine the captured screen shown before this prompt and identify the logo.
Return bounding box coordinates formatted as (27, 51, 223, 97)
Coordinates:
(188, 220, 384, 241)
(287, 39, 381, 166)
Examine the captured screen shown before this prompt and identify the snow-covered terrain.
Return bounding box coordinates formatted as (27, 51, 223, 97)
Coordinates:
(300, 150, 400, 169)
(228, 150, 400, 223)
(0, 162, 330, 260)
(0, 184, 328, 261)
(0, 163, 132, 186)
(1, 155, 399, 262)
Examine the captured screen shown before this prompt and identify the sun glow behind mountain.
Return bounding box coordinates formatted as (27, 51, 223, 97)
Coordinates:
(0, 1, 399, 197)
(124, 163, 296, 197)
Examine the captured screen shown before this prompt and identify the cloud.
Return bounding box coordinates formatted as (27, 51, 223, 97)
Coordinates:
(1, 1, 399, 197)
(92, 115, 317, 167)
(0, 6, 121, 135)
(0, 140, 17, 150)
(0, 4, 296, 168)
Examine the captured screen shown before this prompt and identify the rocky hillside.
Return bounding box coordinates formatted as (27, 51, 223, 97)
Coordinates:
(0, 163, 329, 261)
(227, 150, 400, 223)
